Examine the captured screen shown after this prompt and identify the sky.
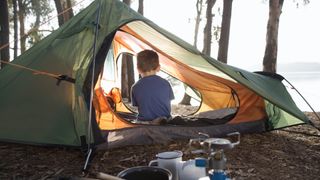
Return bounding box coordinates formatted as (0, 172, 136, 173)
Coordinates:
(131, 0, 320, 71)
(24, 0, 320, 72)
(65, 0, 320, 71)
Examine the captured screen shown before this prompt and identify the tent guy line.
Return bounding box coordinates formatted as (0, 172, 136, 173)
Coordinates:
(0, 60, 75, 85)
(282, 77, 320, 127)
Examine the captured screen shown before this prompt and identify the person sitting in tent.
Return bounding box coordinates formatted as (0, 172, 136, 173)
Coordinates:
(131, 50, 174, 125)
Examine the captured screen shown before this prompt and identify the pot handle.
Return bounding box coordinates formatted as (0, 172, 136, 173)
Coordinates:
(148, 159, 159, 166)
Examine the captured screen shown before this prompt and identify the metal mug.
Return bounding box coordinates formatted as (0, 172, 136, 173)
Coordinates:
(149, 151, 183, 180)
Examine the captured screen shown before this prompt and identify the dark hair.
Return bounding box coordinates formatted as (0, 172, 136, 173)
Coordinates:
(137, 50, 159, 72)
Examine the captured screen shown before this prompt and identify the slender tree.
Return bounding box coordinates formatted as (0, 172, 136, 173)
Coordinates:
(54, 0, 74, 27)
(12, 0, 18, 58)
(28, 0, 52, 45)
(123, 0, 131, 5)
(0, 0, 10, 68)
(217, 0, 233, 63)
(202, 0, 216, 55)
(262, 0, 284, 73)
(262, 0, 309, 72)
(138, 0, 144, 15)
(17, 0, 27, 53)
(179, 0, 204, 105)
(65, 0, 74, 19)
(54, 0, 64, 26)
(17, 0, 51, 53)
(194, 0, 203, 48)
(29, 0, 41, 43)
(31, 0, 41, 27)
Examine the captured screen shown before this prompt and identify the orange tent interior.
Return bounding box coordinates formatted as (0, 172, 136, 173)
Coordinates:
(93, 25, 268, 131)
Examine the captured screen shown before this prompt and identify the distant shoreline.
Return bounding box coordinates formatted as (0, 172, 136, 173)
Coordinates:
(279, 71, 320, 73)
(247, 62, 320, 72)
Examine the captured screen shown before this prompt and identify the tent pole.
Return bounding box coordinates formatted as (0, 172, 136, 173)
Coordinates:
(284, 78, 320, 131)
(83, 0, 102, 172)
(83, 148, 93, 171)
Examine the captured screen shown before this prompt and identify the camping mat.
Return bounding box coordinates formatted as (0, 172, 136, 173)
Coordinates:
(117, 107, 238, 126)
(103, 119, 266, 149)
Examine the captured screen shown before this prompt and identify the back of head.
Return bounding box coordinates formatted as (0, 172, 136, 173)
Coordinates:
(137, 50, 159, 72)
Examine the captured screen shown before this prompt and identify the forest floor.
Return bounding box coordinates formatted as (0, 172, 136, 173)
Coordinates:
(0, 106, 320, 180)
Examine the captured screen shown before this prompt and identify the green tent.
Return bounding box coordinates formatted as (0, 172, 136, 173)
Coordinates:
(0, 0, 310, 148)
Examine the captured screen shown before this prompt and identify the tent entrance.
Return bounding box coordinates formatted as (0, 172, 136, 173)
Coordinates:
(92, 30, 240, 130)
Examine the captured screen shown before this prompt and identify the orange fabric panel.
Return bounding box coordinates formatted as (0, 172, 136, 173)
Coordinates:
(93, 88, 136, 130)
(229, 86, 267, 123)
(114, 31, 146, 54)
(198, 90, 237, 111)
(99, 111, 134, 130)
(115, 102, 132, 113)
(107, 87, 133, 113)
(196, 82, 266, 123)
(110, 88, 122, 103)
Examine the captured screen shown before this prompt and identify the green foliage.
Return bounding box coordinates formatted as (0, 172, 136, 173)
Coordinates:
(30, 0, 53, 22)
(27, 0, 53, 45)
(7, 0, 54, 51)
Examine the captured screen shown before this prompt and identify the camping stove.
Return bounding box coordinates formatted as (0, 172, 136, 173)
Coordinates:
(188, 132, 240, 180)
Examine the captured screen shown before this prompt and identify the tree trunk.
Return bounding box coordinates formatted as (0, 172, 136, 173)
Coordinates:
(62, 0, 74, 23)
(202, 0, 216, 55)
(54, 0, 74, 26)
(263, 0, 284, 73)
(30, 0, 41, 43)
(180, 0, 204, 105)
(121, 55, 134, 101)
(217, 0, 233, 64)
(0, 0, 10, 68)
(121, 57, 129, 99)
(193, 0, 203, 48)
(179, 89, 192, 105)
(32, 0, 41, 27)
(13, 0, 18, 58)
(126, 57, 135, 102)
(66, 0, 74, 19)
(138, 0, 144, 15)
(18, 0, 26, 53)
(123, 0, 131, 6)
(54, 0, 64, 26)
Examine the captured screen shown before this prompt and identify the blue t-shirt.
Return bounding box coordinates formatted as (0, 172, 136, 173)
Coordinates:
(131, 75, 174, 121)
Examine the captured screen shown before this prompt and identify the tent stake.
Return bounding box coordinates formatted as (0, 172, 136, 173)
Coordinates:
(83, 148, 93, 171)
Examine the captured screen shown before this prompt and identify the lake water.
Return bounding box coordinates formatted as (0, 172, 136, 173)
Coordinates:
(280, 71, 320, 112)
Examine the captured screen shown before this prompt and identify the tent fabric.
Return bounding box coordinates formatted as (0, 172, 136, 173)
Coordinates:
(0, 0, 310, 147)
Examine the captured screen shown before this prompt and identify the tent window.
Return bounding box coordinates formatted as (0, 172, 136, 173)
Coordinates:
(115, 53, 201, 115)
(116, 53, 137, 102)
(102, 48, 115, 81)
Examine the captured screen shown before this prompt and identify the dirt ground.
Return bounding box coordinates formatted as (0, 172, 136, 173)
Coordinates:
(0, 110, 319, 180)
